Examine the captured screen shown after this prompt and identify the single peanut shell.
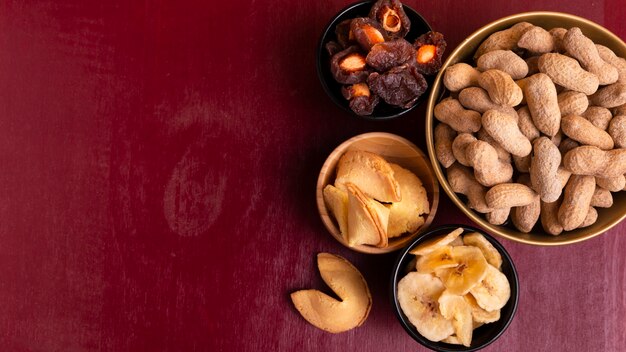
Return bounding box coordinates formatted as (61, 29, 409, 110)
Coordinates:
(563, 146, 607, 176)
(596, 175, 626, 192)
(477, 50, 529, 79)
(589, 83, 626, 108)
(486, 207, 510, 225)
(434, 123, 457, 168)
(558, 174, 595, 231)
(525, 73, 561, 136)
(557, 166, 572, 189)
(434, 98, 482, 133)
(511, 175, 541, 233)
(578, 207, 598, 228)
(443, 63, 481, 92)
(590, 187, 613, 208)
(482, 109, 532, 157)
(530, 137, 562, 203)
(596, 44, 626, 84)
(516, 77, 529, 105)
(541, 199, 563, 236)
(557, 91, 588, 117)
(608, 115, 626, 148)
(561, 115, 614, 150)
(517, 106, 540, 142)
(458, 87, 499, 113)
(478, 69, 524, 107)
(538, 53, 599, 95)
(451, 133, 477, 167)
(466, 140, 514, 187)
(518, 26, 555, 54)
(549, 27, 567, 53)
(486, 183, 538, 209)
(581, 106, 612, 130)
(474, 22, 534, 59)
(447, 163, 491, 213)
(563, 27, 619, 85)
(477, 128, 512, 163)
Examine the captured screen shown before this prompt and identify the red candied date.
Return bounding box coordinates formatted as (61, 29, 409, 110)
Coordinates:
(413, 31, 447, 75)
(366, 38, 415, 72)
(369, 0, 411, 38)
(342, 83, 379, 116)
(330, 45, 371, 84)
(350, 17, 389, 52)
(335, 19, 354, 48)
(367, 65, 427, 108)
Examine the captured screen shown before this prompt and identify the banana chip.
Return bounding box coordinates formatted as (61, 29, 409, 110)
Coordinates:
(416, 246, 457, 273)
(442, 335, 463, 345)
(465, 293, 501, 324)
(397, 272, 455, 342)
(436, 246, 488, 295)
(438, 291, 473, 347)
(449, 236, 464, 246)
(470, 264, 511, 312)
(409, 227, 463, 256)
(463, 232, 502, 270)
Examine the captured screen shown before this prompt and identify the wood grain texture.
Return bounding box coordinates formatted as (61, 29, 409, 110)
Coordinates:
(0, 0, 624, 351)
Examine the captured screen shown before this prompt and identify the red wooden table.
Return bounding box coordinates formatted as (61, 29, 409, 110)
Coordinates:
(0, 0, 624, 351)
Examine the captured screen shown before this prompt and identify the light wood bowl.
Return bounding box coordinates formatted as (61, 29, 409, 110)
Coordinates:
(316, 132, 439, 254)
(425, 12, 626, 246)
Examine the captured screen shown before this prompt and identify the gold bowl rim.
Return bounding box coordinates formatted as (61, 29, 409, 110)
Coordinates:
(425, 11, 626, 246)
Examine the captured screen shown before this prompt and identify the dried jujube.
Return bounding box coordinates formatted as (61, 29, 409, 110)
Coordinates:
(368, 65, 427, 108)
(369, 0, 411, 38)
(413, 31, 447, 75)
(342, 83, 380, 116)
(331, 46, 371, 84)
(366, 38, 415, 72)
(351, 18, 389, 52)
(325, 41, 343, 56)
(335, 19, 354, 48)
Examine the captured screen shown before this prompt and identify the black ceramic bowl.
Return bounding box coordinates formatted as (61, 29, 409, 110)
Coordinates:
(391, 225, 519, 352)
(316, 1, 433, 120)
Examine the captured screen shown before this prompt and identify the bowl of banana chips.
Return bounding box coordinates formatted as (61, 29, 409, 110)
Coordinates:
(391, 225, 519, 351)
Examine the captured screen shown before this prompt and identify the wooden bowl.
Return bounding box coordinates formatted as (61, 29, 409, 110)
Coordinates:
(425, 12, 626, 246)
(316, 132, 439, 254)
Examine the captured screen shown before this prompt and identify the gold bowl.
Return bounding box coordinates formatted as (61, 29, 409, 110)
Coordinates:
(425, 12, 626, 246)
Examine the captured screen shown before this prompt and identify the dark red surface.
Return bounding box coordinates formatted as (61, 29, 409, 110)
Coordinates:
(0, 1, 625, 351)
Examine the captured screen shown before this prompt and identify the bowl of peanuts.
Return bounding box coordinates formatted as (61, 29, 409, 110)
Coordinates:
(425, 12, 626, 245)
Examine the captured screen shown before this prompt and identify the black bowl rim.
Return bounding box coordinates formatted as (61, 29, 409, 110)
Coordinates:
(316, 0, 433, 121)
(390, 224, 520, 352)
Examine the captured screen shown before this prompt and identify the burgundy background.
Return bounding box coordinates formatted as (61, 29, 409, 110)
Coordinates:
(0, 0, 624, 351)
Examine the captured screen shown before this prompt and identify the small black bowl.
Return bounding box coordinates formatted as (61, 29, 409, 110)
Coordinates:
(316, 1, 433, 120)
(390, 224, 519, 352)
